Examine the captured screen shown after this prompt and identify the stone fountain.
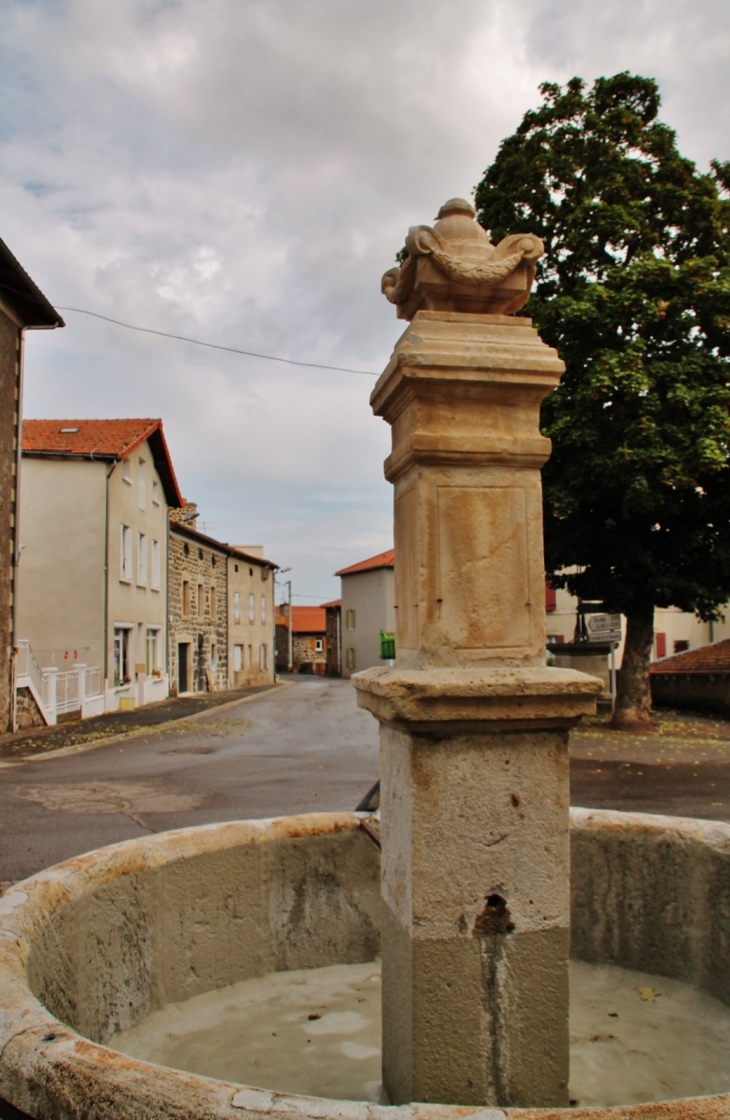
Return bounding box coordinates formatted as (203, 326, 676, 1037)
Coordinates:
(2, 199, 730, 1120)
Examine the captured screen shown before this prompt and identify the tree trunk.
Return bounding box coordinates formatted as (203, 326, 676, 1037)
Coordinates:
(612, 607, 654, 728)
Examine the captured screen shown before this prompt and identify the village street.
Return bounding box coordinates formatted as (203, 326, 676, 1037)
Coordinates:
(3, 676, 730, 889)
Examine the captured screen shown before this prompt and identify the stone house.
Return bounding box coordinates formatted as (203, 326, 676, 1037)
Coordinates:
(18, 418, 183, 714)
(169, 509, 276, 693)
(276, 606, 327, 674)
(321, 599, 341, 676)
(336, 549, 395, 678)
(0, 238, 63, 731)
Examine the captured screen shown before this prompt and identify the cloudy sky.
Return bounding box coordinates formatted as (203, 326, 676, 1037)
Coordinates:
(2, 0, 729, 604)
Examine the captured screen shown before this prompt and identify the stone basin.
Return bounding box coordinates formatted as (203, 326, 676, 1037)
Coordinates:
(2, 809, 730, 1119)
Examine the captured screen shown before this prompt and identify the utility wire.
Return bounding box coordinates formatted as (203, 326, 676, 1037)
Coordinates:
(54, 305, 378, 377)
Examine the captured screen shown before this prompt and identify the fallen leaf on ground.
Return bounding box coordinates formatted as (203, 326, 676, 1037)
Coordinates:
(639, 986, 661, 1002)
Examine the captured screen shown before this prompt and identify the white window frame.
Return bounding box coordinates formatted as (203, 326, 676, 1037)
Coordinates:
(260, 595, 267, 624)
(233, 644, 243, 671)
(113, 624, 133, 687)
(120, 524, 132, 582)
(315, 638, 324, 653)
(137, 532, 147, 586)
(152, 477, 161, 506)
(346, 647, 356, 670)
(233, 591, 241, 623)
(345, 609, 356, 630)
(249, 593, 255, 623)
(151, 539, 160, 590)
(145, 626, 161, 675)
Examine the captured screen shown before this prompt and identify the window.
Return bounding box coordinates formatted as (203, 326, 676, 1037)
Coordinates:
(152, 478, 161, 506)
(345, 609, 356, 630)
(198, 583, 205, 618)
(210, 642, 217, 669)
(113, 627, 131, 686)
(234, 645, 243, 671)
(211, 585, 217, 617)
(151, 539, 160, 590)
(249, 593, 255, 623)
(234, 563, 239, 573)
(674, 640, 690, 654)
(260, 595, 267, 624)
(137, 533, 147, 586)
(315, 638, 324, 652)
(233, 592, 241, 623)
(122, 459, 132, 485)
(145, 628, 159, 674)
(198, 548, 203, 560)
(346, 647, 356, 670)
(138, 457, 147, 509)
(211, 555, 216, 568)
(183, 542, 189, 556)
(182, 579, 190, 615)
(120, 525, 132, 581)
(259, 643, 268, 670)
(247, 644, 252, 666)
(656, 632, 667, 659)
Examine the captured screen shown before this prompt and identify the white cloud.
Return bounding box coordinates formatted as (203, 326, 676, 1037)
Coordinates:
(2, 0, 729, 598)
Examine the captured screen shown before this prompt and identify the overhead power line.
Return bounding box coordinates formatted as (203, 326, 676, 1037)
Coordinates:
(54, 306, 379, 377)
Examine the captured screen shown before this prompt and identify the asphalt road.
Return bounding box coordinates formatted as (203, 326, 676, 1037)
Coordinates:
(3, 677, 730, 890)
(0, 677, 380, 888)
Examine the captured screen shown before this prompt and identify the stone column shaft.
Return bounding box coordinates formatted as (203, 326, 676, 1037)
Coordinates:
(355, 202, 601, 1108)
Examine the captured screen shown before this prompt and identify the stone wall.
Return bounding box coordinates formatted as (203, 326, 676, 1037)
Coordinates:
(0, 309, 19, 732)
(292, 633, 326, 674)
(168, 529, 228, 694)
(651, 673, 730, 716)
(325, 605, 340, 676)
(14, 686, 45, 730)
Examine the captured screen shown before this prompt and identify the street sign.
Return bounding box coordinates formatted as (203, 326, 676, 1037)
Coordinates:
(587, 613, 622, 644)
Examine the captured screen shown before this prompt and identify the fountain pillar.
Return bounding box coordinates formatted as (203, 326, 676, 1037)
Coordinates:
(353, 199, 601, 1108)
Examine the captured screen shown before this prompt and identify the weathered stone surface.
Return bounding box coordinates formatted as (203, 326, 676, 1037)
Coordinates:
(3, 810, 730, 1117)
(353, 199, 601, 1106)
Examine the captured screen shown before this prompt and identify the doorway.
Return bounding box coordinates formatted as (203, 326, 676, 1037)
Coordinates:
(178, 643, 190, 693)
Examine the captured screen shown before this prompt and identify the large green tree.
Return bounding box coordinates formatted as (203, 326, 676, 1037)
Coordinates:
(475, 73, 730, 726)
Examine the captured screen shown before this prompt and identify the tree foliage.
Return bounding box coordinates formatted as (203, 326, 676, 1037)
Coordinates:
(475, 73, 730, 721)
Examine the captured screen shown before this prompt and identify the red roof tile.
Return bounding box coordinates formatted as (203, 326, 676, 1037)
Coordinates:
(287, 606, 327, 633)
(320, 599, 341, 609)
(650, 639, 730, 675)
(24, 418, 159, 458)
(335, 549, 395, 577)
(22, 418, 184, 507)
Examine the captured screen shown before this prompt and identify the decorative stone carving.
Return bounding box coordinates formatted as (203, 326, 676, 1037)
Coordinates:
(381, 197, 543, 320)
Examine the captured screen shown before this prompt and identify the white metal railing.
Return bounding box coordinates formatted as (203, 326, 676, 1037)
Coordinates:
(55, 670, 81, 715)
(85, 666, 101, 697)
(15, 642, 103, 726)
(15, 640, 44, 699)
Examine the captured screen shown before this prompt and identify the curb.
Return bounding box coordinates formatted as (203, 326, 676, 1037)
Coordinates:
(0, 681, 294, 766)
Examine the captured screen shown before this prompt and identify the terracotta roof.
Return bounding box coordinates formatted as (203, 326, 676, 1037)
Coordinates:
(650, 639, 730, 676)
(320, 599, 341, 609)
(283, 606, 327, 633)
(22, 418, 184, 508)
(335, 548, 395, 577)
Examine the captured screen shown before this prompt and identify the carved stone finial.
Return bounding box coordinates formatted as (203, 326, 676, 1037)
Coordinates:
(382, 196, 543, 320)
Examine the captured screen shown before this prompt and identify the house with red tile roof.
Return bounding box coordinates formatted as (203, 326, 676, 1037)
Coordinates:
(17, 418, 183, 717)
(0, 238, 63, 731)
(650, 638, 730, 715)
(275, 604, 327, 674)
(335, 549, 395, 678)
